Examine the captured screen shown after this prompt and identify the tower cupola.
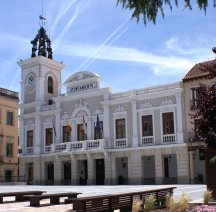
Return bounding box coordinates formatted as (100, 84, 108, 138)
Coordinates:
(31, 16, 53, 59)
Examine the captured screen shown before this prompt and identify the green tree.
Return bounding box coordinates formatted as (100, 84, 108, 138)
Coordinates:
(117, 0, 216, 24)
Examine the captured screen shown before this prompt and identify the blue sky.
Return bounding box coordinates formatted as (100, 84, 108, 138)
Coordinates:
(0, 0, 216, 93)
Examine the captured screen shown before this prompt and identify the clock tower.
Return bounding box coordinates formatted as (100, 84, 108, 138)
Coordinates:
(17, 17, 64, 155)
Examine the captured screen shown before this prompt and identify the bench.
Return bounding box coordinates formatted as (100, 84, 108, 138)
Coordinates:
(0, 191, 45, 203)
(30, 192, 81, 207)
(71, 186, 176, 212)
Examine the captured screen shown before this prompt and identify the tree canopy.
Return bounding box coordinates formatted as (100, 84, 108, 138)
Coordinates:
(189, 62, 216, 148)
(117, 0, 216, 24)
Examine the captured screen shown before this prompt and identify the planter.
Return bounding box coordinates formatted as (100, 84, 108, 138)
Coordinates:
(205, 148, 216, 199)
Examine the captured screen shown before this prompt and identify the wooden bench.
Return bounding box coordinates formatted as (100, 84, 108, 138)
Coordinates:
(30, 192, 81, 207)
(0, 191, 45, 203)
(71, 186, 176, 212)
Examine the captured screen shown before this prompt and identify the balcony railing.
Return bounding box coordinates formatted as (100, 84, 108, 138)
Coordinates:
(44, 145, 52, 153)
(26, 147, 34, 155)
(141, 136, 154, 146)
(162, 134, 176, 144)
(42, 139, 107, 153)
(114, 139, 127, 148)
(55, 143, 67, 152)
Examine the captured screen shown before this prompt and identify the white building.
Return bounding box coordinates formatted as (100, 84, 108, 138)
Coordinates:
(18, 24, 189, 185)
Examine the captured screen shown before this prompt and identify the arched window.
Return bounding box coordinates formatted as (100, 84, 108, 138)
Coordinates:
(48, 76, 53, 94)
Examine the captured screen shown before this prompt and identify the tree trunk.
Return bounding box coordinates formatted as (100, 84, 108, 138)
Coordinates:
(205, 148, 216, 199)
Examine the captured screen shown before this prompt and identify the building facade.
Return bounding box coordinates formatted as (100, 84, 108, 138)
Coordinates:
(17, 24, 190, 185)
(183, 57, 216, 184)
(0, 87, 19, 183)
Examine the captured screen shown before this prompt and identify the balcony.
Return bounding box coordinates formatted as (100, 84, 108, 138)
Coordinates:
(162, 134, 176, 144)
(26, 147, 34, 155)
(43, 139, 107, 153)
(114, 139, 127, 148)
(141, 136, 154, 146)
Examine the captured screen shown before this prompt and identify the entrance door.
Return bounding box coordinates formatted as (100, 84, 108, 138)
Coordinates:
(5, 170, 12, 182)
(79, 160, 88, 185)
(164, 157, 169, 178)
(96, 159, 105, 185)
(47, 163, 54, 184)
(27, 163, 33, 184)
(64, 162, 71, 185)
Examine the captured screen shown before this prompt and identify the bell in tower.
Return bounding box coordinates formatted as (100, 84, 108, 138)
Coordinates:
(31, 15, 53, 59)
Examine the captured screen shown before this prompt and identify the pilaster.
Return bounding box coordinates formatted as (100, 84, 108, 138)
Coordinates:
(87, 153, 94, 185)
(54, 156, 61, 185)
(103, 103, 110, 148)
(71, 155, 78, 184)
(34, 112, 41, 154)
(155, 149, 163, 184)
(175, 93, 184, 143)
(104, 152, 111, 185)
(129, 151, 142, 184)
(131, 100, 138, 147)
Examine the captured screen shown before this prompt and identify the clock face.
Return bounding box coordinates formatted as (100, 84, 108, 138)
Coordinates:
(27, 74, 35, 85)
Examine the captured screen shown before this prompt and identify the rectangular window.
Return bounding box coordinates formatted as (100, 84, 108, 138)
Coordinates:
(115, 118, 126, 139)
(6, 111, 13, 125)
(27, 130, 33, 147)
(63, 126, 70, 143)
(77, 124, 87, 141)
(45, 128, 53, 146)
(190, 87, 199, 110)
(6, 143, 13, 157)
(94, 121, 103, 140)
(162, 112, 174, 135)
(142, 115, 153, 137)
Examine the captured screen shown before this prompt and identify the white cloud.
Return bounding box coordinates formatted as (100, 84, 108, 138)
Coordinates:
(57, 42, 194, 76)
(53, 1, 90, 50)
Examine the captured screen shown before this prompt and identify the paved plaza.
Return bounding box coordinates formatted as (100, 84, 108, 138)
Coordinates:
(0, 184, 206, 211)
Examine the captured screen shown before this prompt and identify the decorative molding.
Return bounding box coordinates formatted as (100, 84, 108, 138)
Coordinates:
(160, 98, 173, 106)
(75, 99, 88, 108)
(140, 101, 152, 109)
(92, 107, 103, 116)
(62, 112, 70, 121)
(76, 110, 87, 118)
(114, 105, 126, 113)
(44, 116, 52, 122)
(26, 119, 34, 125)
(140, 110, 153, 115)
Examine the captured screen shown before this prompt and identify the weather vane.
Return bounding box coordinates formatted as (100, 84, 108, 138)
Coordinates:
(39, 0, 46, 27)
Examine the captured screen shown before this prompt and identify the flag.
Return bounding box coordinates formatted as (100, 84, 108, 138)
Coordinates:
(83, 116, 87, 135)
(52, 119, 57, 137)
(67, 119, 72, 136)
(95, 114, 100, 133)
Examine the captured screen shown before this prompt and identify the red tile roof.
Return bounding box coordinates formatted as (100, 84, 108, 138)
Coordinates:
(183, 59, 216, 82)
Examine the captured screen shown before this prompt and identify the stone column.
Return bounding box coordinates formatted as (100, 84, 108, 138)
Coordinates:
(87, 154, 94, 185)
(55, 112, 61, 143)
(71, 155, 77, 184)
(103, 103, 110, 148)
(111, 155, 116, 184)
(54, 156, 61, 185)
(72, 120, 76, 142)
(155, 149, 163, 184)
(20, 80, 25, 102)
(176, 146, 190, 184)
(129, 151, 142, 184)
(104, 152, 111, 185)
(131, 100, 138, 147)
(34, 112, 41, 154)
(189, 151, 194, 183)
(33, 156, 41, 184)
(87, 117, 92, 140)
(175, 93, 184, 143)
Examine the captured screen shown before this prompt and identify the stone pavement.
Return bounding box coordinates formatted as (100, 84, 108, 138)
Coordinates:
(0, 184, 206, 212)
